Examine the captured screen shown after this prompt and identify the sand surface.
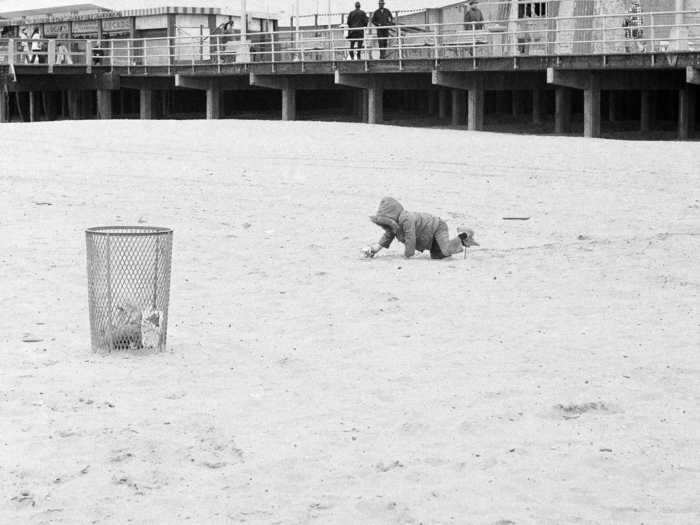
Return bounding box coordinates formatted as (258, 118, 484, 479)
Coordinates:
(1, 120, 699, 524)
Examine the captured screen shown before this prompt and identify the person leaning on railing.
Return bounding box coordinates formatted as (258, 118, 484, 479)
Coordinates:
(371, 0, 394, 59)
(347, 2, 369, 60)
(93, 41, 105, 66)
(56, 34, 73, 65)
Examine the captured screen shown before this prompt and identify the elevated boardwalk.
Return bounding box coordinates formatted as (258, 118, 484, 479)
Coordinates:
(1, 7, 699, 138)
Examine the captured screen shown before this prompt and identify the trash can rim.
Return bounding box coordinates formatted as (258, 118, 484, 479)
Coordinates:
(86, 226, 173, 236)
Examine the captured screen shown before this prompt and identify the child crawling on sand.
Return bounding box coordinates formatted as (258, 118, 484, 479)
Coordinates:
(363, 196, 479, 259)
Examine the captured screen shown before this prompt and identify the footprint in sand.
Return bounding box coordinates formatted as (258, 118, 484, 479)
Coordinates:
(355, 499, 416, 522)
(110, 450, 134, 463)
(11, 491, 36, 508)
(399, 422, 429, 434)
(375, 460, 404, 472)
(164, 391, 186, 400)
(112, 475, 144, 495)
(308, 502, 332, 512)
(459, 421, 474, 433)
(202, 461, 227, 469)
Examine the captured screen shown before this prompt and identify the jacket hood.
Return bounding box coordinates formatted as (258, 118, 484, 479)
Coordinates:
(370, 197, 404, 232)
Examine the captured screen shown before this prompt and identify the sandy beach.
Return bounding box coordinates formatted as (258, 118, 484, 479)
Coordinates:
(1, 119, 698, 524)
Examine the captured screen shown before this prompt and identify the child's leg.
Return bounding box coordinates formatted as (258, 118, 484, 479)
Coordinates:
(429, 237, 448, 259)
(431, 221, 464, 259)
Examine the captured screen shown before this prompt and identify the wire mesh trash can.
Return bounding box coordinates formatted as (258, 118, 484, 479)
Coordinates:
(86, 226, 173, 352)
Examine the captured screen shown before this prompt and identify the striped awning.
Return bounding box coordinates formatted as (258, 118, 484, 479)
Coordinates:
(120, 6, 221, 16)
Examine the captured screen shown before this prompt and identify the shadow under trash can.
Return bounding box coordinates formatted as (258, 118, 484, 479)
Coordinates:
(86, 226, 173, 352)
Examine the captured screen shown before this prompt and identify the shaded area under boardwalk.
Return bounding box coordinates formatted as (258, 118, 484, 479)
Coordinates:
(1, 54, 699, 139)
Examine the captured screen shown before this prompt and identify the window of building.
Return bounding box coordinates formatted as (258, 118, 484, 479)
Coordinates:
(518, 2, 547, 18)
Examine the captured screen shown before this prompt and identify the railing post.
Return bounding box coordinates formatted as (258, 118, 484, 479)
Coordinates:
(48, 40, 56, 73)
(169, 28, 176, 73)
(649, 13, 655, 53)
(8, 38, 15, 66)
(330, 27, 335, 66)
(363, 27, 369, 69)
(433, 31, 439, 66)
(215, 35, 221, 72)
(167, 35, 172, 75)
(110, 39, 114, 72)
(271, 32, 276, 70)
(398, 25, 403, 70)
(86, 40, 93, 73)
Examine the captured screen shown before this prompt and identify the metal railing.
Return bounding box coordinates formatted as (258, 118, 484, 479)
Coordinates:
(0, 9, 697, 72)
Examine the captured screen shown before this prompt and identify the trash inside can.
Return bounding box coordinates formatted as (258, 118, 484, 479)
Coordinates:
(86, 226, 173, 352)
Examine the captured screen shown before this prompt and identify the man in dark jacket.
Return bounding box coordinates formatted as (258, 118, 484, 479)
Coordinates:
(464, 0, 484, 30)
(347, 2, 368, 59)
(364, 197, 479, 259)
(371, 0, 393, 59)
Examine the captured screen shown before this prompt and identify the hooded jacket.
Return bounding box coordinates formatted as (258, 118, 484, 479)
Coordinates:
(370, 197, 442, 258)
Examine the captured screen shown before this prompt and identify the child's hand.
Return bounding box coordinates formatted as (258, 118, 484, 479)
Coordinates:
(362, 244, 382, 258)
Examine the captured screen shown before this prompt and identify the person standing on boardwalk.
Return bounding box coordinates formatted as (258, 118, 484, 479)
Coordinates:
(371, 0, 393, 59)
(347, 2, 369, 60)
(20, 28, 32, 64)
(30, 27, 42, 64)
(463, 0, 484, 30)
(623, 0, 645, 53)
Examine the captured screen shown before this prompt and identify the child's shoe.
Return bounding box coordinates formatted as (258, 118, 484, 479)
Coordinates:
(457, 227, 479, 247)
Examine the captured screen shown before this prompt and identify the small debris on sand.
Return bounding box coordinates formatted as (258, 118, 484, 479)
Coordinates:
(555, 402, 610, 419)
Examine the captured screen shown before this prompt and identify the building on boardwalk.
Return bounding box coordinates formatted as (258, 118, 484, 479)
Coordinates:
(0, 3, 278, 66)
(392, 0, 700, 55)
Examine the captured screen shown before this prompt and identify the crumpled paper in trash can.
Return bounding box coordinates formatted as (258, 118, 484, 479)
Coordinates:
(141, 308, 163, 349)
(111, 302, 142, 349)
